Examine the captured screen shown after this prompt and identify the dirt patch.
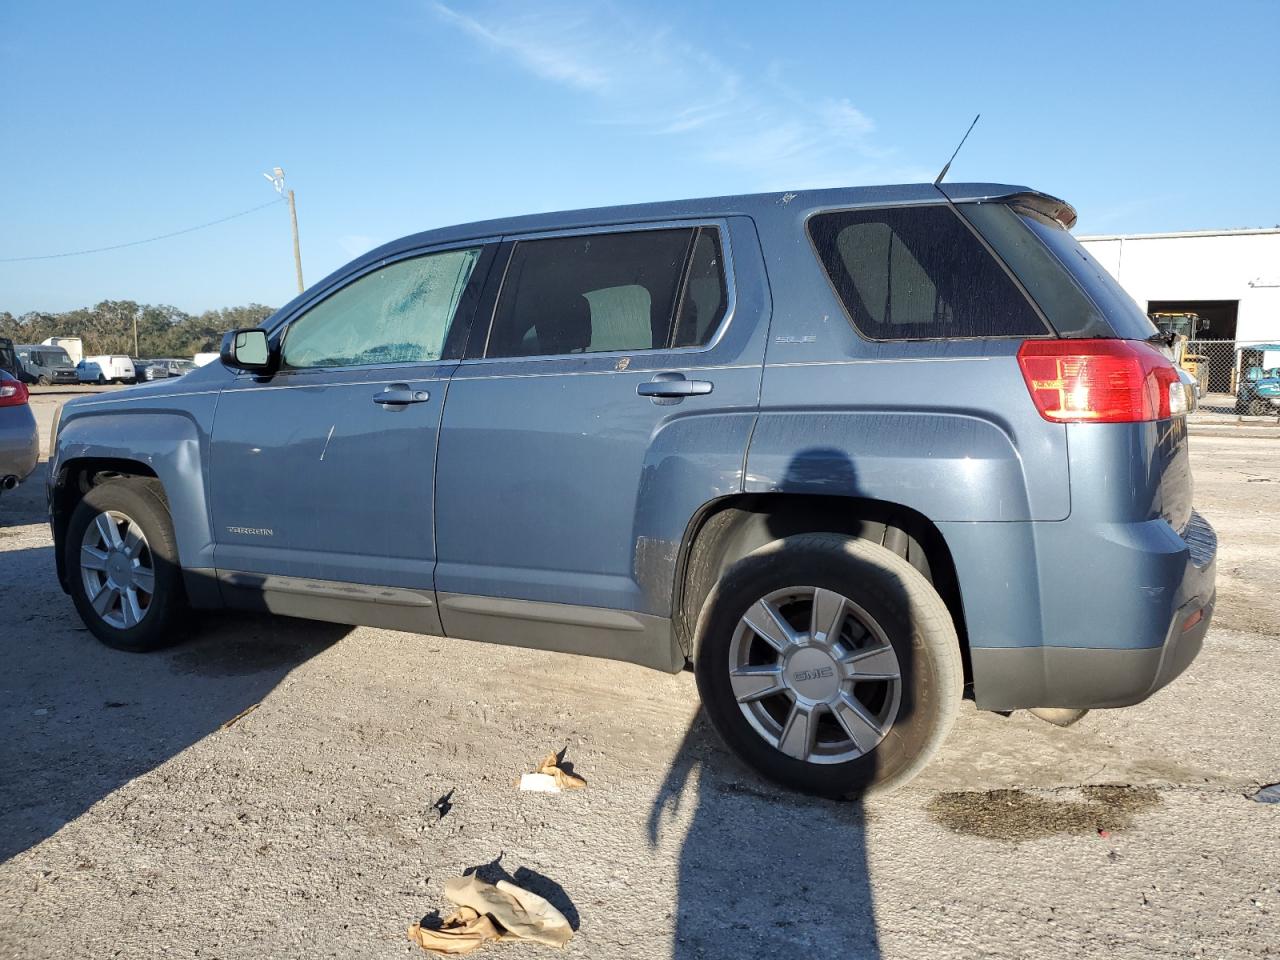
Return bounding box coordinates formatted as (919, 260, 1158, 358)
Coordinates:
(927, 785, 1162, 841)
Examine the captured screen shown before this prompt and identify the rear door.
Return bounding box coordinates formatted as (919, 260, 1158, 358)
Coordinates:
(208, 242, 495, 622)
(433, 219, 766, 647)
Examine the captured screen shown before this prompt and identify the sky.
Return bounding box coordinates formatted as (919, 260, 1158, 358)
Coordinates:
(2, 0, 1278, 315)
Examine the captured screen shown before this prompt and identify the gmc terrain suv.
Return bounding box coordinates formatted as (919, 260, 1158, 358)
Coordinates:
(49, 183, 1216, 796)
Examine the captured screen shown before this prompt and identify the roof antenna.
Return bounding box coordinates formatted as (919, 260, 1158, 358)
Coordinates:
(934, 113, 981, 186)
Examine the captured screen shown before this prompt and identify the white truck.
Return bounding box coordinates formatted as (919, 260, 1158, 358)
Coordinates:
(41, 336, 84, 366)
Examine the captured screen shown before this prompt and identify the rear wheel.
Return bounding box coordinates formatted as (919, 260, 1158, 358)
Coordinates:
(694, 533, 962, 798)
(65, 478, 188, 651)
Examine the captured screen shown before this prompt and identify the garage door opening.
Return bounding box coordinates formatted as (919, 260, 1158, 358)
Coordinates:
(1147, 299, 1239, 392)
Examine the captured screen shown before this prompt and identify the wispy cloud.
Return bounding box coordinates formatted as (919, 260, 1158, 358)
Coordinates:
(430, 2, 928, 190)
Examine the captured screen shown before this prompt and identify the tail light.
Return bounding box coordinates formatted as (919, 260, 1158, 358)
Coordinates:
(1017, 339, 1183, 423)
(0, 379, 29, 407)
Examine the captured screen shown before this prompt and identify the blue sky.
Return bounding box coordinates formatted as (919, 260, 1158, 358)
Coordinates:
(3, 0, 1277, 314)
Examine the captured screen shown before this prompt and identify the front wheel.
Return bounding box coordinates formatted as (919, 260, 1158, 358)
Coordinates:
(37, 375, 50, 386)
(65, 478, 188, 651)
(694, 533, 962, 798)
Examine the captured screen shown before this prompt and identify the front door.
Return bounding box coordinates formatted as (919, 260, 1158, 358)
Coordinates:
(433, 220, 768, 664)
(208, 242, 494, 627)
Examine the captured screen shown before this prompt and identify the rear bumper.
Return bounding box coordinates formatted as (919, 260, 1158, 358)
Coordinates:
(958, 511, 1217, 711)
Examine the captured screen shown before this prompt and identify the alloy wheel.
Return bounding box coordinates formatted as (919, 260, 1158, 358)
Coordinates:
(79, 510, 155, 629)
(728, 586, 902, 765)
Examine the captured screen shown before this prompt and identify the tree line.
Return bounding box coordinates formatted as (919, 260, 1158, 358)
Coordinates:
(0, 301, 275, 358)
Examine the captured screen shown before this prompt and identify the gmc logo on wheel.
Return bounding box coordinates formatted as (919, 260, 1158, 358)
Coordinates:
(794, 666, 834, 682)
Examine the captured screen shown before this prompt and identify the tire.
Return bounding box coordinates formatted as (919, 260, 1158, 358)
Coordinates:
(693, 533, 962, 798)
(1248, 398, 1268, 417)
(37, 375, 50, 386)
(97, 375, 106, 385)
(65, 477, 188, 651)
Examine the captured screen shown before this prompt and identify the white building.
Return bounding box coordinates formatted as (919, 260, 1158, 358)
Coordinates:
(1079, 227, 1280, 344)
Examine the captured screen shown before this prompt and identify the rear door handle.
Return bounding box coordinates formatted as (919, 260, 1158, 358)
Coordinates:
(637, 372, 713, 404)
(373, 384, 430, 406)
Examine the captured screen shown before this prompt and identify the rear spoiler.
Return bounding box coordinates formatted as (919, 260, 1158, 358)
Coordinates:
(998, 191, 1078, 231)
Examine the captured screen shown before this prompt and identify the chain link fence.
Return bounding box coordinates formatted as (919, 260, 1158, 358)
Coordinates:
(1182, 339, 1280, 423)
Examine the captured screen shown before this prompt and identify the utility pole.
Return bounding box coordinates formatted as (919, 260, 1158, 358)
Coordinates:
(264, 167, 304, 293)
(132, 309, 139, 357)
(287, 188, 303, 293)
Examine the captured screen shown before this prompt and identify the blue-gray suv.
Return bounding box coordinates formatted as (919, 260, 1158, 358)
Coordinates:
(48, 183, 1216, 796)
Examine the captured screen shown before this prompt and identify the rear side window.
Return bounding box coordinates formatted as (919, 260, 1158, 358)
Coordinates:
(672, 228, 728, 348)
(808, 205, 1047, 340)
(485, 227, 726, 358)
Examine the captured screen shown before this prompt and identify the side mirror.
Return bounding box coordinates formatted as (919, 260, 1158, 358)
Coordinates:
(220, 328, 273, 372)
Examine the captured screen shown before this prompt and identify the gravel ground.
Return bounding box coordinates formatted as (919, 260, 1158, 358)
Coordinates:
(2, 395, 1277, 959)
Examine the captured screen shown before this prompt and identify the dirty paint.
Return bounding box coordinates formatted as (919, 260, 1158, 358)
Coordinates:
(927, 785, 1161, 841)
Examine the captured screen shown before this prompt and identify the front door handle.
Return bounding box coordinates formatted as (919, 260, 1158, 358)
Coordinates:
(373, 384, 430, 406)
(637, 372, 713, 405)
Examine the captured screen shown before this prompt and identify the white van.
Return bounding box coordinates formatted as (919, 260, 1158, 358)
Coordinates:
(80, 355, 136, 384)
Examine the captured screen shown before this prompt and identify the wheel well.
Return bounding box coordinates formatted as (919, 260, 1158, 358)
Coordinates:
(673, 494, 970, 677)
(51, 458, 160, 590)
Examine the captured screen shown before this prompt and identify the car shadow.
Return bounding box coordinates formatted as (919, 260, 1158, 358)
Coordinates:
(0, 537, 349, 864)
(0, 461, 49, 528)
(646, 446, 923, 958)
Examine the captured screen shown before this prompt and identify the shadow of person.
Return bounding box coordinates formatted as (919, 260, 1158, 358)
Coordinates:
(646, 445, 931, 958)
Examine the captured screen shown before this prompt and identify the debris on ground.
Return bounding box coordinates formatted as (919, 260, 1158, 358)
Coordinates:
(408, 875, 573, 955)
(518, 752, 586, 793)
(1251, 783, 1280, 804)
(433, 789, 455, 820)
(219, 702, 260, 729)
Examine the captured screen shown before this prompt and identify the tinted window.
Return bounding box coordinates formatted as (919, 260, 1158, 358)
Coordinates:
(1012, 205, 1157, 341)
(672, 228, 728, 348)
(486, 229, 694, 358)
(283, 247, 481, 368)
(808, 205, 1046, 340)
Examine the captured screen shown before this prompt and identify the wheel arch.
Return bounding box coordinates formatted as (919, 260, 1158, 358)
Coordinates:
(672, 493, 969, 678)
(52, 407, 219, 603)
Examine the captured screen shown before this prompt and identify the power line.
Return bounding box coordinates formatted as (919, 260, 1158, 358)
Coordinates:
(0, 198, 287, 263)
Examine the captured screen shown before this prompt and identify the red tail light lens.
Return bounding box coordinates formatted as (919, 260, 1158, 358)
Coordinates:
(1017, 339, 1181, 423)
(0, 379, 30, 407)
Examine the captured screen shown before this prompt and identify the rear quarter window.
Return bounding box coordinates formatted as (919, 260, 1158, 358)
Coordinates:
(808, 204, 1048, 340)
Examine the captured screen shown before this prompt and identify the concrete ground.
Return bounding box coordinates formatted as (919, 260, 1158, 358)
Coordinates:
(2, 392, 1277, 959)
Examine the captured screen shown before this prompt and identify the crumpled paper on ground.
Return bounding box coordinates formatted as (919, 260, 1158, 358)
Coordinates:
(518, 752, 587, 793)
(408, 875, 574, 955)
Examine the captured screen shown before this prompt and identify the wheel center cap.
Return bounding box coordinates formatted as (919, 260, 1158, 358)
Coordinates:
(785, 647, 841, 702)
(106, 553, 131, 584)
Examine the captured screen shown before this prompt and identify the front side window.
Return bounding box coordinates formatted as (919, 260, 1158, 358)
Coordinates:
(485, 227, 727, 359)
(283, 247, 481, 368)
(808, 205, 1046, 340)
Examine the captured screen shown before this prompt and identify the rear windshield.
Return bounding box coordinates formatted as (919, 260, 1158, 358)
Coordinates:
(959, 201, 1157, 340)
(807, 204, 1048, 340)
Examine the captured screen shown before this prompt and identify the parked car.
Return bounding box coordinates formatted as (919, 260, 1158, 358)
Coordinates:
(76, 360, 102, 384)
(79, 355, 136, 384)
(153, 358, 197, 376)
(0, 337, 18, 378)
(133, 359, 170, 382)
(0, 370, 39, 494)
(15, 344, 79, 385)
(47, 183, 1216, 797)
